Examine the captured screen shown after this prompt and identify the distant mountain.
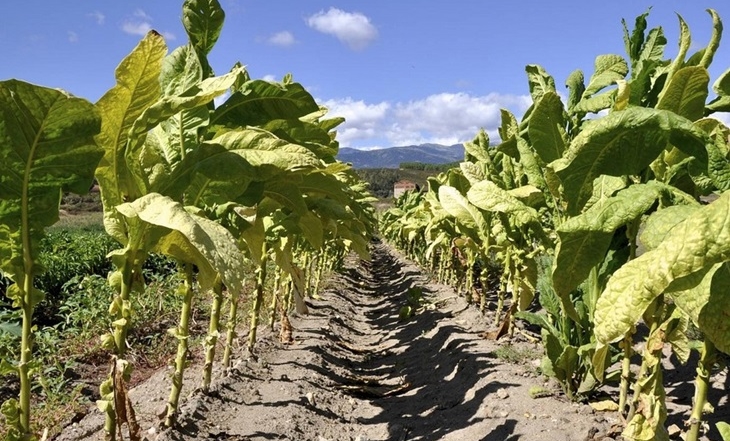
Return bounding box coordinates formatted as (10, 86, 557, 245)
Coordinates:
(337, 143, 464, 169)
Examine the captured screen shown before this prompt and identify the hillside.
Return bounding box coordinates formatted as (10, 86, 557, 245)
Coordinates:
(338, 143, 464, 168)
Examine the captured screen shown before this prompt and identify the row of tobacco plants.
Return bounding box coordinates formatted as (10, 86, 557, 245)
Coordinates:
(0, 0, 376, 439)
(382, 10, 730, 441)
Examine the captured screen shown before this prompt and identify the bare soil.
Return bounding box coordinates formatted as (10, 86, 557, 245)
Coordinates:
(54, 241, 727, 441)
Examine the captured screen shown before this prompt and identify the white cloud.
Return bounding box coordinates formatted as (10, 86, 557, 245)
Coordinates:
(323, 93, 531, 149)
(262, 74, 277, 82)
(306, 8, 377, 50)
(88, 11, 105, 25)
(267, 31, 296, 47)
(133, 9, 152, 21)
(121, 10, 175, 41)
(68, 31, 78, 43)
(121, 21, 152, 36)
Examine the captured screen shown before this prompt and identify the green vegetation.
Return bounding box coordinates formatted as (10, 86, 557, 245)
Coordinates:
(399, 161, 461, 171)
(382, 9, 730, 441)
(0, 0, 375, 438)
(356, 168, 434, 198)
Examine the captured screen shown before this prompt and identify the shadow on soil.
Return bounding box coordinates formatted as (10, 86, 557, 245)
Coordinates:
(305, 244, 519, 441)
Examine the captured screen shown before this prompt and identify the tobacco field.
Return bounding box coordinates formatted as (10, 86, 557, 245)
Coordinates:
(1, 1, 729, 440)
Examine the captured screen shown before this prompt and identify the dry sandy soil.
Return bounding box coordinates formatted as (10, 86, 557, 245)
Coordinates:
(54, 241, 727, 441)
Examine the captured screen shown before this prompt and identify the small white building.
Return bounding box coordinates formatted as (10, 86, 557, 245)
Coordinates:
(393, 180, 418, 198)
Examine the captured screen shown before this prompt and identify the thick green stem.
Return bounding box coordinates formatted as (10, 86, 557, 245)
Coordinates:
(17, 273, 33, 440)
(687, 339, 716, 441)
(165, 264, 195, 427)
(202, 277, 223, 393)
(222, 275, 246, 368)
(248, 250, 269, 352)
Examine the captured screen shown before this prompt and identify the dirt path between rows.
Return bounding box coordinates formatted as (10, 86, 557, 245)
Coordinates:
(57, 241, 726, 441)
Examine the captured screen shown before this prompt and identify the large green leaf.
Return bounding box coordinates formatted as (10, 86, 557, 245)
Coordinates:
(212, 80, 320, 128)
(698, 9, 722, 69)
(552, 183, 663, 300)
(438, 185, 485, 233)
(594, 191, 730, 346)
(182, 0, 225, 57)
(565, 69, 585, 112)
(463, 129, 491, 164)
(623, 10, 650, 69)
(551, 107, 709, 214)
(95, 31, 167, 241)
(583, 175, 627, 210)
(466, 180, 539, 227)
(160, 44, 203, 97)
(640, 204, 698, 251)
(656, 66, 709, 121)
(0, 80, 102, 284)
(528, 92, 567, 164)
(263, 119, 339, 161)
(583, 54, 629, 97)
(128, 66, 246, 159)
(525, 64, 556, 103)
(116, 193, 245, 294)
(205, 129, 321, 178)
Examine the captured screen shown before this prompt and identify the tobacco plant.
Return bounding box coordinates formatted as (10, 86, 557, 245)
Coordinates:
(0, 80, 102, 440)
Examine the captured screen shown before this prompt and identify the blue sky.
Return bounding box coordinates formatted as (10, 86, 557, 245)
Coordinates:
(2, 1, 729, 149)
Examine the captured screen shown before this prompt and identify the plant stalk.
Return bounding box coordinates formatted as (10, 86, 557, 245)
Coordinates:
(247, 246, 269, 352)
(165, 263, 195, 427)
(269, 269, 282, 328)
(687, 339, 716, 441)
(202, 276, 224, 393)
(18, 273, 34, 440)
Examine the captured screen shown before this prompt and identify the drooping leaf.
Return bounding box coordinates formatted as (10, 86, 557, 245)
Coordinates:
(551, 107, 709, 214)
(466, 180, 540, 227)
(640, 204, 698, 251)
(552, 182, 663, 301)
(583, 54, 629, 97)
(205, 128, 321, 177)
(565, 69, 585, 112)
(116, 193, 245, 294)
(583, 175, 627, 210)
(656, 66, 709, 121)
(438, 185, 485, 233)
(528, 91, 567, 163)
(212, 80, 320, 128)
(0, 80, 102, 284)
(594, 191, 730, 346)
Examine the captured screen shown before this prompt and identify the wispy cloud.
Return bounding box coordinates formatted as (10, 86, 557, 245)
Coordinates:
(323, 93, 532, 149)
(267, 31, 296, 47)
(121, 9, 176, 41)
(133, 9, 152, 21)
(88, 11, 105, 25)
(68, 31, 78, 43)
(306, 8, 378, 51)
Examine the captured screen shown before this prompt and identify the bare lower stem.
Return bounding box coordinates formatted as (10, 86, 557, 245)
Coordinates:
(687, 339, 716, 441)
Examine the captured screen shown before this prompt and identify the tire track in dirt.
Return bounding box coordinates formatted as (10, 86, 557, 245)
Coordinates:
(58, 241, 615, 441)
